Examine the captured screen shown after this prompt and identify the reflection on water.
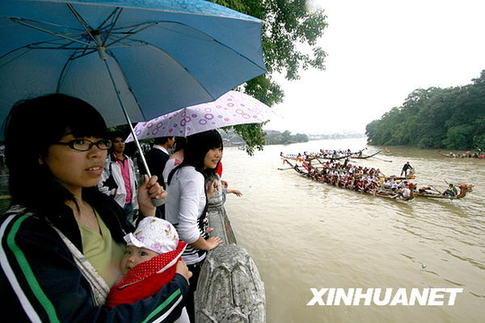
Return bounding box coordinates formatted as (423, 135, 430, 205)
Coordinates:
(221, 138, 485, 323)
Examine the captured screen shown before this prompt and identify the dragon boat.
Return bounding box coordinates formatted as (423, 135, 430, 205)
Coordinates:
(280, 157, 474, 202)
(280, 149, 382, 163)
(282, 158, 414, 201)
(414, 184, 474, 199)
(438, 152, 484, 159)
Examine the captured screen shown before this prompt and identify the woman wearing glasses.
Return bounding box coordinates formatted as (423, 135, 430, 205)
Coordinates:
(0, 94, 191, 322)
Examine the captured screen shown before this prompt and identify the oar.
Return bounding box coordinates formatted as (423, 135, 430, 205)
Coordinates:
(428, 185, 442, 194)
(277, 167, 294, 171)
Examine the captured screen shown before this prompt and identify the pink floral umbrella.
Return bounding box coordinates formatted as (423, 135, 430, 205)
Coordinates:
(126, 91, 272, 141)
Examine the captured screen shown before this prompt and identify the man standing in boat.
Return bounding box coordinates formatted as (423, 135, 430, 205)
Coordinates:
(401, 161, 413, 177)
(442, 184, 458, 197)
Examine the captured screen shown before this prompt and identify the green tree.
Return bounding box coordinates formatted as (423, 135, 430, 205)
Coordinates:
(366, 70, 485, 150)
(294, 133, 309, 142)
(442, 124, 475, 149)
(473, 133, 485, 151)
(281, 130, 292, 143)
(211, 0, 328, 154)
(471, 117, 485, 151)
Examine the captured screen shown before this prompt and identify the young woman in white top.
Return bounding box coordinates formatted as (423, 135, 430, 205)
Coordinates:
(165, 130, 223, 322)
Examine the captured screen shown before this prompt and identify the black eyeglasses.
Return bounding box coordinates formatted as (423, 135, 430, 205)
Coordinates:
(54, 138, 112, 151)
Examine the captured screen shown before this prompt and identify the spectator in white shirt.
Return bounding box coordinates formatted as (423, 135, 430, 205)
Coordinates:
(164, 130, 223, 322)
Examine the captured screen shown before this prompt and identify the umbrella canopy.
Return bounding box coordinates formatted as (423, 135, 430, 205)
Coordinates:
(126, 90, 273, 141)
(0, 0, 266, 128)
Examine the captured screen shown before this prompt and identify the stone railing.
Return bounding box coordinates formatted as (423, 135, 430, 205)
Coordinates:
(195, 204, 265, 322)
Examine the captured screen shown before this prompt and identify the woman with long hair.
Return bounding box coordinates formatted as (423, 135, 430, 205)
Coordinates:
(0, 94, 191, 322)
(165, 130, 224, 322)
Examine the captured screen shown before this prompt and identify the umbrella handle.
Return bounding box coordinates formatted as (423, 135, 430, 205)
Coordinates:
(152, 197, 166, 207)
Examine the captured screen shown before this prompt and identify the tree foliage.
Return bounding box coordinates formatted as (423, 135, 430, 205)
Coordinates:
(211, 0, 328, 154)
(366, 70, 485, 151)
(264, 130, 309, 144)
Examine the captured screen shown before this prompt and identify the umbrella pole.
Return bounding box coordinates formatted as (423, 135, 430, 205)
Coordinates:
(102, 58, 166, 206)
(97, 42, 165, 206)
(101, 58, 152, 178)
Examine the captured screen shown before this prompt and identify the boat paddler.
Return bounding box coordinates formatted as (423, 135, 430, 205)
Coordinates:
(400, 161, 413, 177)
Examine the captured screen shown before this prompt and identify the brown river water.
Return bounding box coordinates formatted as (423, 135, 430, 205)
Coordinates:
(221, 138, 484, 323)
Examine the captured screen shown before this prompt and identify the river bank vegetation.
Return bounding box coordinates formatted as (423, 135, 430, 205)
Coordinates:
(365, 70, 485, 150)
(264, 130, 309, 145)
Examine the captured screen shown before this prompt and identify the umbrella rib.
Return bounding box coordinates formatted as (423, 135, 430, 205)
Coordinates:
(66, 3, 97, 44)
(56, 53, 74, 93)
(209, 38, 266, 75)
(106, 51, 148, 121)
(97, 8, 123, 31)
(104, 23, 159, 49)
(25, 39, 87, 50)
(106, 21, 211, 44)
(9, 18, 92, 47)
(0, 39, 81, 68)
(72, 44, 95, 60)
(0, 39, 59, 59)
(26, 46, 94, 51)
(67, 3, 124, 50)
(70, 48, 98, 60)
(6, 17, 83, 32)
(0, 46, 32, 69)
(100, 9, 123, 47)
(56, 44, 93, 92)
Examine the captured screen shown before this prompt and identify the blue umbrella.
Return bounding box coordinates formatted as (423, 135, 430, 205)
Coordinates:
(0, 0, 265, 174)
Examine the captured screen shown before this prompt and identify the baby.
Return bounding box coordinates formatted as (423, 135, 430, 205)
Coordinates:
(106, 217, 191, 322)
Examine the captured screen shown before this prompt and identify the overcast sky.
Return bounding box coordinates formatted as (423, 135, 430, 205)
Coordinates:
(263, 0, 485, 135)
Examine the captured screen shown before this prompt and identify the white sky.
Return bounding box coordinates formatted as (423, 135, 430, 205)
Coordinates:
(264, 0, 485, 135)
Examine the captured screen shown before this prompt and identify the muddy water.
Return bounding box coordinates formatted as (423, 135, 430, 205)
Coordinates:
(221, 138, 484, 322)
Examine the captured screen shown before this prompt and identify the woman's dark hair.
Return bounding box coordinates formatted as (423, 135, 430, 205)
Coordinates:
(4, 94, 107, 211)
(173, 136, 186, 153)
(183, 130, 222, 173)
(167, 130, 222, 184)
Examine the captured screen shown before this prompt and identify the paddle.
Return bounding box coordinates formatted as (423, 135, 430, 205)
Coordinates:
(277, 167, 294, 171)
(428, 185, 442, 194)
